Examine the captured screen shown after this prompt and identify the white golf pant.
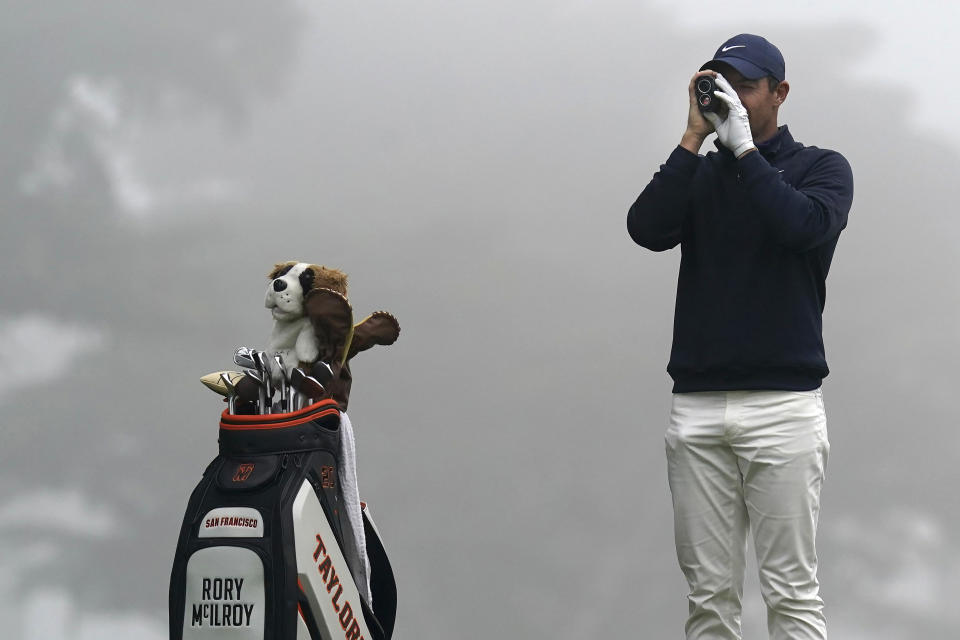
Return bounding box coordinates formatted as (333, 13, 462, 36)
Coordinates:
(665, 390, 829, 640)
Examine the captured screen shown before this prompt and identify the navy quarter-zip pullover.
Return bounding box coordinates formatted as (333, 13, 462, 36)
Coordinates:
(628, 126, 854, 392)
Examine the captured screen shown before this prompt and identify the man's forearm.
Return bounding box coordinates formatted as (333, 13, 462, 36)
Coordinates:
(627, 147, 699, 251)
(680, 131, 706, 155)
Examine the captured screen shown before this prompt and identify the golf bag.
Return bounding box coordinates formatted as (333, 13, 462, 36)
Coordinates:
(169, 399, 396, 640)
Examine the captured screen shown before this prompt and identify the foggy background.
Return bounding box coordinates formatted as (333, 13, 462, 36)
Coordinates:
(1, 1, 958, 638)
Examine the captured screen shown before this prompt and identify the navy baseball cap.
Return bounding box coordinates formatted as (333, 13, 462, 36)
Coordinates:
(700, 34, 785, 82)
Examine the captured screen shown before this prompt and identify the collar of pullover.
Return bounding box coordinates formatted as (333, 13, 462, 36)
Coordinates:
(714, 125, 794, 159)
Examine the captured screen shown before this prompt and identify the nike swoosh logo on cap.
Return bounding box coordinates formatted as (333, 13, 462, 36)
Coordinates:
(721, 45, 746, 52)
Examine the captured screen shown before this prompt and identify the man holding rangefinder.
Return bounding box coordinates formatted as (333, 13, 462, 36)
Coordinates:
(627, 34, 853, 639)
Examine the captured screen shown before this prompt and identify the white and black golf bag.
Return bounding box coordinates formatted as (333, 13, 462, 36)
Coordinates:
(169, 399, 396, 639)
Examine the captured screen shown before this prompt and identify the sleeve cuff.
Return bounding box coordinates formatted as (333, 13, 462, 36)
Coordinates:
(664, 145, 701, 177)
(736, 147, 777, 184)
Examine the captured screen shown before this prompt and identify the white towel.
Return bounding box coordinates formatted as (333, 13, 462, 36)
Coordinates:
(338, 411, 371, 604)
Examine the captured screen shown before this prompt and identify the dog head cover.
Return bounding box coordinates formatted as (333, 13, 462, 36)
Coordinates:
(265, 261, 399, 409)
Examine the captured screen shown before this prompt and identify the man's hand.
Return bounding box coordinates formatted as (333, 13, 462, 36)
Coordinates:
(680, 71, 717, 154)
(703, 73, 757, 158)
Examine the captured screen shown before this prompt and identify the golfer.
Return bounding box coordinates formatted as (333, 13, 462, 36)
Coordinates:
(627, 34, 853, 639)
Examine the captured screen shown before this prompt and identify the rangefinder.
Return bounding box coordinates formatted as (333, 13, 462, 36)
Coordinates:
(695, 75, 721, 114)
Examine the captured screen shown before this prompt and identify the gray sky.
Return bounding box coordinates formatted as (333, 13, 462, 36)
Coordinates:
(1, 1, 958, 638)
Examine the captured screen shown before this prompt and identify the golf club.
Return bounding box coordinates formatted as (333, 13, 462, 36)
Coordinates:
(234, 373, 262, 413)
(311, 361, 334, 386)
(200, 371, 231, 397)
(299, 375, 326, 406)
(234, 347, 257, 371)
(220, 372, 238, 414)
(289, 367, 307, 410)
(274, 353, 288, 411)
(252, 351, 272, 414)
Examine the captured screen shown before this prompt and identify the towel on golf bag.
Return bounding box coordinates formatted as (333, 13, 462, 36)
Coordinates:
(338, 411, 371, 603)
(168, 400, 396, 640)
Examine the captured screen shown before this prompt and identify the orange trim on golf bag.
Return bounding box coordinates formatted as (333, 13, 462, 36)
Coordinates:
(220, 399, 341, 430)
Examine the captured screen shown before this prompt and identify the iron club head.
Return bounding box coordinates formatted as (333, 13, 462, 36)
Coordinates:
(289, 367, 306, 388)
(234, 373, 262, 410)
(251, 351, 272, 414)
(234, 347, 257, 370)
(310, 361, 334, 386)
(219, 372, 238, 414)
(299, 375, 326, 405)
(289, 367, 307, 411)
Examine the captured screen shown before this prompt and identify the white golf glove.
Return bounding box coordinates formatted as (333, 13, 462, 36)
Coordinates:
(703, 73, 756, 158)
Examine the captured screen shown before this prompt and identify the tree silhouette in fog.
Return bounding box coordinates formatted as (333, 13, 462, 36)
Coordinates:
(0, 0, 302, 205)
(0, 0, 305, 616)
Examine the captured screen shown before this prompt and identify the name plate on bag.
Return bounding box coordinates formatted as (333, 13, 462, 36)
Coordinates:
(183, 546, 265, 639)
(198, 507, 264, 538)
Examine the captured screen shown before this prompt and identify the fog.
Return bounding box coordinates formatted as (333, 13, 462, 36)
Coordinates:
(1, 1, 957, 638)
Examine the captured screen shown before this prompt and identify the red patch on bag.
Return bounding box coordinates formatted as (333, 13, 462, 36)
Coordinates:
(233, 463, 255, 482)
(321, 466, 336, 489)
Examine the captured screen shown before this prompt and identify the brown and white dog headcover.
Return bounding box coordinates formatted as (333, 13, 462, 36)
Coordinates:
(265, 261, 400, 604)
